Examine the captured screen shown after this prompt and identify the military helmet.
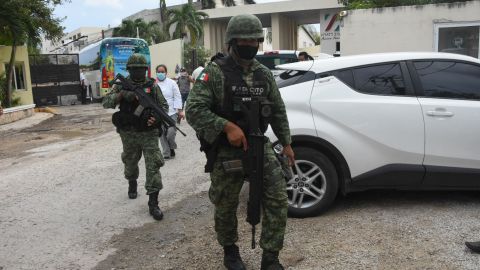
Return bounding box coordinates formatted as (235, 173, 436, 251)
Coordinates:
(126, 53, 148, 69)
(225, 14, 264, 44)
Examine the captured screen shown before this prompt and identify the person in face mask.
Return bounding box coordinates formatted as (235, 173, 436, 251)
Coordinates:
(155, 64, 184, 160)
(102, 54, 168, 221)
(185, 14, 294, 270)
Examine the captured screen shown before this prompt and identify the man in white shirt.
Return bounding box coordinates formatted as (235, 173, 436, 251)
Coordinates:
(155, 64, 184, 159)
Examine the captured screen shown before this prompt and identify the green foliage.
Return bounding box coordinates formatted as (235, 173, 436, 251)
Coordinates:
(0, 0, 65, 107)
(183, 44, 211, 73)
(113, 19, 170, 45)
(166, 4, 208, 46)
(339, 0, 474, 9)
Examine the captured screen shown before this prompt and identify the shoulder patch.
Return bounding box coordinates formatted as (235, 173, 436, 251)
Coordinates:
(198, 72, 209, 82)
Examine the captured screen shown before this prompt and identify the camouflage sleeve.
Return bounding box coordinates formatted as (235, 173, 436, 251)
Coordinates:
(102, 84, 121, 109)
(153, 83, 168, 112)
(266, 70, 292, 146)
(185, 64, 228, 144)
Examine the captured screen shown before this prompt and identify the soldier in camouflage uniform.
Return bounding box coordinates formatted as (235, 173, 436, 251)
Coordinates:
(103, 53, 168, 221)
(185, 14, 295, 270)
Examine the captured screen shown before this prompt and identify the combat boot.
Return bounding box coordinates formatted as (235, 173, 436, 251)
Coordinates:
(223, 244, 246, 270)
(148, 191, 164, 220)
(128, 180, 137, 199)
(261, 251, 284, 270)
(466, 241, 480, 253)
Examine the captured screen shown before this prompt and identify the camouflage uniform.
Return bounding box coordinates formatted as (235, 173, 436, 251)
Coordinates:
(102, 55, 168, 195)
(186, 49, 291, 252)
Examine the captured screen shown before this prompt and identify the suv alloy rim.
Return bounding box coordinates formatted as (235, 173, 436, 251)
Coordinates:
(287, 160, 327, 208)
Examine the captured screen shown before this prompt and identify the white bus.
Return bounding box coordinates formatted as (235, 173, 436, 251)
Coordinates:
(79, 37, 151, 100)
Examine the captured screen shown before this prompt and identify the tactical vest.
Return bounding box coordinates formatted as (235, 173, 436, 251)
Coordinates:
(112, 80, 157, 132)
(213, 56, 270, 136)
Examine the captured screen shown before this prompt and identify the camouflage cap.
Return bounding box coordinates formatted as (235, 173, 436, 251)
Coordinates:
(127, 53, 148, 69)
(225, 14, 264, 44)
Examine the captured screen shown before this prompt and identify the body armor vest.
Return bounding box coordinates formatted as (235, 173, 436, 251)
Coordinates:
(112, 80, 156, 132)
(213, 56, 270, 136)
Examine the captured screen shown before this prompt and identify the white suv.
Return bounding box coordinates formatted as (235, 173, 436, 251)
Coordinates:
(268, 52, 480, 218)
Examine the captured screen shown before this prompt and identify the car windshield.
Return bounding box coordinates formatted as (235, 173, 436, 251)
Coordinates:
(255, 54, 298, 69)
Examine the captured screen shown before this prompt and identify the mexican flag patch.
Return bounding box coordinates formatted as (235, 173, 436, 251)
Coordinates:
(198, 72, 209, 82)
(144, 87, 151, 93)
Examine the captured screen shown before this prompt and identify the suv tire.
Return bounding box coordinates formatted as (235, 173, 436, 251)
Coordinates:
(288, 147, 339, 217)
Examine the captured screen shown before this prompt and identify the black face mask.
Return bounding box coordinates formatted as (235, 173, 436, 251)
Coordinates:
(129, 68, 147, 82)
(234, 44, 259, 60)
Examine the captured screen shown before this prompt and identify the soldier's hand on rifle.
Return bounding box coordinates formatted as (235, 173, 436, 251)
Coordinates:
(282, 144, 295, 166)
(147, 116, 156, 126)
(224, 121, 248, 151)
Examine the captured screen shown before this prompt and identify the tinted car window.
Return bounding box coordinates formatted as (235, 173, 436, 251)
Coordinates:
(352, 63, 406, 95)
(332, 69, 355, 89)
(256, 54, 298, 70)
(414, 61, 480, 100)
(276, 70, 315, 88)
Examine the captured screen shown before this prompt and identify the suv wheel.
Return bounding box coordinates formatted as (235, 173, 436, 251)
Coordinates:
(287, 147, 338, 217)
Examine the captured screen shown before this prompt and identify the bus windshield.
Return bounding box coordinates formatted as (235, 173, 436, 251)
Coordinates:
(100, 38, 150, 87)
(79, 37, 150, 98)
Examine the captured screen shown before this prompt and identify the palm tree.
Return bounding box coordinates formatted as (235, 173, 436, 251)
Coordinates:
(0, 0, 63, 107)
(113, 19, 169, 45)
(159, 0, 167, 24)
(113, 19, 137, 37)
(166, 4, 208, 46)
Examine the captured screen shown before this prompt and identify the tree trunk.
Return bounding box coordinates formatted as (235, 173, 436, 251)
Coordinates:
(6, 40, 17, 108)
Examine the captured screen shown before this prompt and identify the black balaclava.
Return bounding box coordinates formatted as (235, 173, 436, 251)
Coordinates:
(129, 67, 147, 82)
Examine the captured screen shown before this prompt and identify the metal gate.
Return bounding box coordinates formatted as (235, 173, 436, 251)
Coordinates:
(29, 54, 81, 106)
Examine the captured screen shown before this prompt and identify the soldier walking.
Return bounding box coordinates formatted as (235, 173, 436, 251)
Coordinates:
(102, 54, 168, 221)
(186, 14, 295, 270)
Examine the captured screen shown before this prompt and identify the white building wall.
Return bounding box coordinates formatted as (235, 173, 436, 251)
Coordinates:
(42, 27, 105, 54)
(340, 1, 480, 56)
(298, 27, 315, 49)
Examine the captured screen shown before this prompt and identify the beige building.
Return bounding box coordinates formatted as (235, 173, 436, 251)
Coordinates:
(0, 45, 35, 124)
(201, 0, 342, 55)
(340, 1, 480, 58)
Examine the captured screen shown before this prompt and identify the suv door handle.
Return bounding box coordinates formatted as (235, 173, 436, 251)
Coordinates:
(426, 110, 454, 117)
(317, 78, 331, 83)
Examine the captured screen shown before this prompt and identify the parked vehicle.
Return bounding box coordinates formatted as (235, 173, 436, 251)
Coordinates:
(255, 50, 299, 76)
(267, 52, 480, 217)
(79, 37, 151, 100)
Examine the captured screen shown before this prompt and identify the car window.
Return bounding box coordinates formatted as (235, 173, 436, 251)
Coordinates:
(414, 61, 480, 100)
(352, 63, 406, 96)
(256, 54, 298, 70)
(332, 69, 355, 89)
(276, 70, 315, 88)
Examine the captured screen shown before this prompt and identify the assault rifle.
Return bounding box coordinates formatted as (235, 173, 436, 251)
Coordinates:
(234, 96, 272, 249)
(113, 74, 186, 136)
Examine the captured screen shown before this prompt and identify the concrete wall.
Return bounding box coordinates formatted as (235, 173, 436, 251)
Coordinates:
(149, 39, 183, 79)
(340, 1, 480, 56)
(272, 13, 297, 50)
(203, 20, 228, 54)
(0, 45, 34, 106)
